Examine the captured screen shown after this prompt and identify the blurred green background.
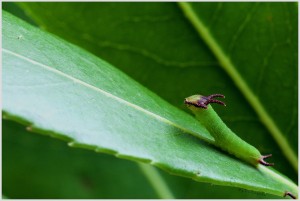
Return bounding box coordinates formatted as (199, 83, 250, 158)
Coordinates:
(3, 2, 297, 198)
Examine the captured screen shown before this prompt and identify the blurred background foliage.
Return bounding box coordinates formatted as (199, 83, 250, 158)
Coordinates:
(2, 2, 297, 198)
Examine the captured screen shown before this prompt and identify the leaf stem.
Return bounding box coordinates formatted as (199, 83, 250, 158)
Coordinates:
(137, 162, 175, 199)
(178, 2, 298, 171)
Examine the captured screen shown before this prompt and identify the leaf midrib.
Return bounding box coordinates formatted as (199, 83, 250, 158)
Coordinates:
(3, 48, 210, 143)
(178, 2, 298, 172)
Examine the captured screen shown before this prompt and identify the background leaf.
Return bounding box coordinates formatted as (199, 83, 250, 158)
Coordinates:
(14, 2, 298, 179)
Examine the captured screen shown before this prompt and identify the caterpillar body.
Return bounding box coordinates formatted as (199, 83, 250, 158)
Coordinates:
(184, 94, 273, 167)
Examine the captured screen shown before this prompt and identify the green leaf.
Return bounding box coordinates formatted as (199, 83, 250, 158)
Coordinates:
(2, 10, 297, 198)
(3, 120, 159, 199)
(16, 2, 297, 179)
(3, 120, 280, 199)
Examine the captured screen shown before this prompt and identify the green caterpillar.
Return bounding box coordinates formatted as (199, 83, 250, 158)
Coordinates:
(184, 94, 273, 167)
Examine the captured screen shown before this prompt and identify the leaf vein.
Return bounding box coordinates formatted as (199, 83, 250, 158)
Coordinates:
(228, 3, 259, 57)
(81, 35, 218, 68)
(3, 48, 202, 139)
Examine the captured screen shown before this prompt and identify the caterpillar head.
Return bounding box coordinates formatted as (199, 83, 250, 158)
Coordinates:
(184, 94, 226, 109)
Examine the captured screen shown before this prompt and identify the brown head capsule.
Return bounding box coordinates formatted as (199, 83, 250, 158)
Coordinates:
(184, 94, 226, 109)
